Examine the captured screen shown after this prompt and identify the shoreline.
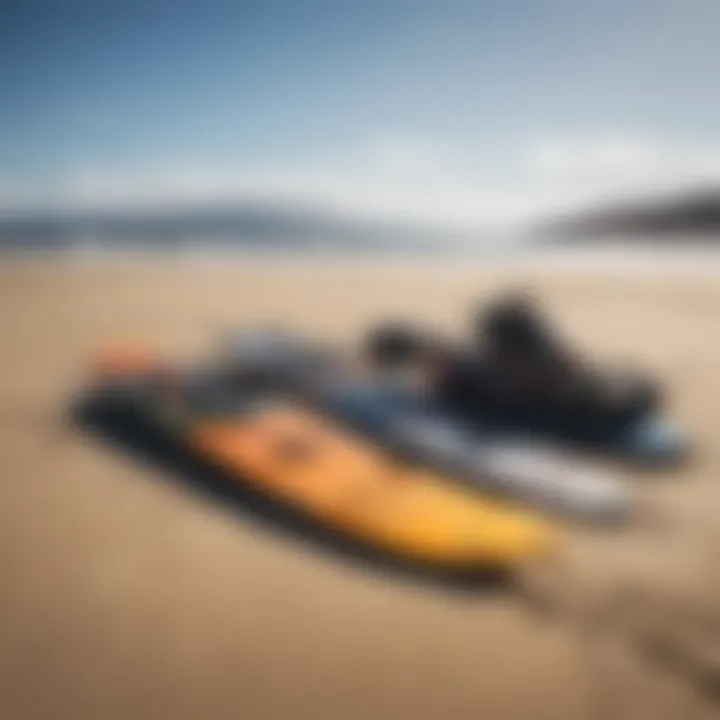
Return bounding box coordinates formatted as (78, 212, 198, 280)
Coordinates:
(3, 243, 720, 277)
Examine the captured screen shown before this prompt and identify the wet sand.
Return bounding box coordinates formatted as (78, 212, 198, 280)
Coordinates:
(1, 257, 720, 719)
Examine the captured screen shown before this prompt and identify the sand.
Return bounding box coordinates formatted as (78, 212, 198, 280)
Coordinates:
(1, 256, 720, 720)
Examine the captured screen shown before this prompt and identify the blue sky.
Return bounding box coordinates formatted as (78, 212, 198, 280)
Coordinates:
(3, 0, 720, 225)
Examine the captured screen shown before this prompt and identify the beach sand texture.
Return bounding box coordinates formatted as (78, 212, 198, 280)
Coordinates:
(1, 258, 720, 720)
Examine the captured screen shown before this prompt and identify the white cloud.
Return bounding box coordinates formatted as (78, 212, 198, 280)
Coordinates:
(525, 135, 720, 187)
(3, 133, 720, 229)
(527, 137, 661, 177)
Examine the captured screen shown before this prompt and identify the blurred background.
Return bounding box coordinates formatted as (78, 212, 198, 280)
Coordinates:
(4, 0, 720, 253)
(3, 3, 720, 720)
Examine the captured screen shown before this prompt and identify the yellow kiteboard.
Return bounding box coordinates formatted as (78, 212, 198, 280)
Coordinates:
(89, 345, 557, 571)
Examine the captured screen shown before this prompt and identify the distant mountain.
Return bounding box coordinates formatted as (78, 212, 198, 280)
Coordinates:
(542, 188, 720, 240)
(0, 200, 448, 252)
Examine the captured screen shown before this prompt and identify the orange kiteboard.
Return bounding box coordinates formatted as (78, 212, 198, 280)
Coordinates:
(88, 347, 556, 570)
(192, 406, 555, 569)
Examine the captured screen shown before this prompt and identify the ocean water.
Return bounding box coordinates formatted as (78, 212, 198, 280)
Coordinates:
(2, 233, 720, 276)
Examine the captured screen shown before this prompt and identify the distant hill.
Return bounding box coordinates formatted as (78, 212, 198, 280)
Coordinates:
(542, 188, 720, 240)
(0, 201, 447, 252)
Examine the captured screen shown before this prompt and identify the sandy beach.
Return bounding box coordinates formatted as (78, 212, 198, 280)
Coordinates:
(1, 256, 720, 720)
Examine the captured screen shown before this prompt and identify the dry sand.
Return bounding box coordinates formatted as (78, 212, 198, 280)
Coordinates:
(1, 256, 720, 719)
